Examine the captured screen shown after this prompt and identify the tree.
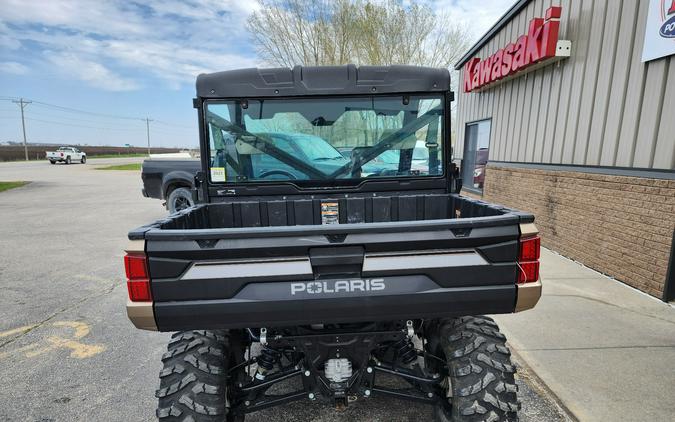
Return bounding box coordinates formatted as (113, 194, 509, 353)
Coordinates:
(247, 0, 472, 69)
(246, 0, 472, 146)
(247, 0, 357, 67)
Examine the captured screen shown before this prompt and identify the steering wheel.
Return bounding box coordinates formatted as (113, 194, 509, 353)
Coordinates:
(258, 170, 297, 180)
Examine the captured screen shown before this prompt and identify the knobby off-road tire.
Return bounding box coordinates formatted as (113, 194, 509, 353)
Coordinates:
(167, 187, 194, 214)
(156, 330, 244, 422)
(432, 316, 520, 422)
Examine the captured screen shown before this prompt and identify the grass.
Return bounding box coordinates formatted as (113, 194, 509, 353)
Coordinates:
(87, 153, 149, 159)
(95, 163, 142, 171)
(0, 181, 29, 192)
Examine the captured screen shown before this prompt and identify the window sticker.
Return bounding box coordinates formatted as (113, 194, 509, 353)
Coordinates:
(210, 167, 226, 182)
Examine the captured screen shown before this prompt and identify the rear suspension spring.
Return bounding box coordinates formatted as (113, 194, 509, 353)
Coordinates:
(255, 346, 281, 379)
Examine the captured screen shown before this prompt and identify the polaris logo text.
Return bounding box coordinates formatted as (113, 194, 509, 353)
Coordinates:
(291, 279, 385, 295)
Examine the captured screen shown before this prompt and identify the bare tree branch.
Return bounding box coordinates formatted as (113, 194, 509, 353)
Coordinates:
(246, 0, 472, 147)
(246, 0, 472, 70)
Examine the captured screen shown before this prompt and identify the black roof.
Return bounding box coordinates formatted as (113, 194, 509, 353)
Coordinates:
(196, 65, 450, 98)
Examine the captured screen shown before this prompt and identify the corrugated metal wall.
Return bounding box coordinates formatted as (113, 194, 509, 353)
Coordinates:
(455, 0, 675, 170)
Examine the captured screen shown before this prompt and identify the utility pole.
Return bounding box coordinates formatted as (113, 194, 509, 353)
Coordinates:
(145, 117, 153, 156)
(12, 98, 31, 161)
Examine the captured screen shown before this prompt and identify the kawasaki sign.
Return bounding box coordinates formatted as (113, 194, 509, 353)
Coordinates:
(463, 6, 570, 93)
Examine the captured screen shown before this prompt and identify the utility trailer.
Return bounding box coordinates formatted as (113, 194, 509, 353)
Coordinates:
(124, 65, 542, 422)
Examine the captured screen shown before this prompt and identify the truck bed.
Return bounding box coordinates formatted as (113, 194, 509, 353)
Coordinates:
(141, 158, 200, 200)
(129, 193, 535, 331)
(135, 192, 528, 230)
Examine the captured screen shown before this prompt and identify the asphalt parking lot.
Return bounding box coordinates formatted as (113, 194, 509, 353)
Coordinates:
(0, 158, 570, 421)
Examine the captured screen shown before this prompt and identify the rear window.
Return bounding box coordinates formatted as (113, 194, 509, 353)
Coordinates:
(205, 95, 445, 186)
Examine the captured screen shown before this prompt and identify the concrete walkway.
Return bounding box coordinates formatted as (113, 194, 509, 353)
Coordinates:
(494, 248, 675, 421)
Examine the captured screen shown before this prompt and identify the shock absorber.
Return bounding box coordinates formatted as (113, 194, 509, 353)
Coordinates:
(255, 346, 281, 380)
(393, 337, 418, 365)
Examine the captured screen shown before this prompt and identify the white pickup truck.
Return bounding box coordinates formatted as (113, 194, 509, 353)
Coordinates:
(46, 147, 86, 164)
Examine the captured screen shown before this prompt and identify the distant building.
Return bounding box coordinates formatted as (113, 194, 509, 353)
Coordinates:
(454, 0, 675, 301)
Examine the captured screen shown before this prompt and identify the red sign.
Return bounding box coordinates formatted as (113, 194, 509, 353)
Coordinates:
(463, 6, 563, 93)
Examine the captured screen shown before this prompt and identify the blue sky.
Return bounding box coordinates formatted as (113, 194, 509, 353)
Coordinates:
(0, 0, 514, 148)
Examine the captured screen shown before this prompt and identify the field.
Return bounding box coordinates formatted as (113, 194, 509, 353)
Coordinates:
(0, 145, 181, 162)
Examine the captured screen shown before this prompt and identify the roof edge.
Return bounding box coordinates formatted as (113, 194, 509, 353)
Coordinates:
(454, 0, 532, 70)
(196, 65, 451, 98)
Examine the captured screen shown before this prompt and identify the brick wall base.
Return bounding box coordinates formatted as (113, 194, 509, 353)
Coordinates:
(481, 165, 675, 299)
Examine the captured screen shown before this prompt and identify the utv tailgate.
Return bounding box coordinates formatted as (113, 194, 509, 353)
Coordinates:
(137, 215, 526, 331)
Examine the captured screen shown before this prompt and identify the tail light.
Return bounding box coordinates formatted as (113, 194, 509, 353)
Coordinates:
(519, 236, 540, 261)
(518, 236, 540, 284)
(60, 152, 64, 157)
(124, 253, 152, 301)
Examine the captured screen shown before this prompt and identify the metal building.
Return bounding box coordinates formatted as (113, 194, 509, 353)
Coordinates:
(454, 0, 675, 300)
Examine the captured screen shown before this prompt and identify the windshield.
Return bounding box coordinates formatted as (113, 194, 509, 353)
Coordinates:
(205, 95, 444, 184)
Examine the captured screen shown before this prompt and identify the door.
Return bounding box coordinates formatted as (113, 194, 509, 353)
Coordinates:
(462, 120, 491, 192)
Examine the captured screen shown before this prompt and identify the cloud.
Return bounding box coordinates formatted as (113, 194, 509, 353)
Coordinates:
(0, 0, 512, 91)
(429, 0, 514, 43)
(0, 0, 260, 90)
(0, 0, 149, 38)
(0, 61, 29, 75)
(0, 21, 21, 50)
(43, 51, 140, 91)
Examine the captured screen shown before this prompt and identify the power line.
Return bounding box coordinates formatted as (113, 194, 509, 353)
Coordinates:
(3, 97, 193, 128)
(1, 113, 194, 133)
(30, 100, 143, 121)
(24, 117, 146, 131)
(0, 109, 144, 126)
(153, 119, 194, 129)
(1, 96, 196, 149)
(1, 96, 143, 122)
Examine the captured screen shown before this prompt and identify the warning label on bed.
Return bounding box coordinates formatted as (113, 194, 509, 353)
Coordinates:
(321, 201, 339, 224)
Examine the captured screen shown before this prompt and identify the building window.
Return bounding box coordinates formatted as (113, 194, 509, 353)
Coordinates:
(462, 119, 491, 192)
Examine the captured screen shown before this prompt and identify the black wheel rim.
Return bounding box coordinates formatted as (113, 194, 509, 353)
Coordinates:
(174, 196, 191, 211)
